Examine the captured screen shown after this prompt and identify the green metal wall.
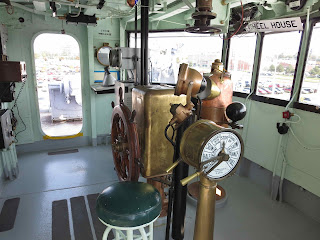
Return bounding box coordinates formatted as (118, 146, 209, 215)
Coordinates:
(0, 9, 120, 182)
(0, 9, 120, 144)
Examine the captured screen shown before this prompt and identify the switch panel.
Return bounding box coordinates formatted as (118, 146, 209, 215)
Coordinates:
(0, 110, 14, 149)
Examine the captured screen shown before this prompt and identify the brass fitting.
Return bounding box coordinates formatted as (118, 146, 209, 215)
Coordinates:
(175, 63, 203, 98)
(211, 59, 224, 73)
(169, 82, 195, 125)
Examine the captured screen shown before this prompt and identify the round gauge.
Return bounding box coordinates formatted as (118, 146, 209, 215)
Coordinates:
(180, 120, 244, 181)
(201, 130, 242, 180)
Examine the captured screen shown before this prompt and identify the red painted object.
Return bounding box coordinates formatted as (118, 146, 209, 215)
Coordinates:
(283, 111, 292, 119)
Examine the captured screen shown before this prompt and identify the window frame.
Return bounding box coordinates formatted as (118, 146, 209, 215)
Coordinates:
(293, 19, 320, 114)
(226, 32, 258, 96)
(126, 29, 224, 85)
(248, 28, 305, 106)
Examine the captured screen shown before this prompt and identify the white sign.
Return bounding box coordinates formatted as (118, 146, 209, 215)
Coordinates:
(246, 17, 303, 33)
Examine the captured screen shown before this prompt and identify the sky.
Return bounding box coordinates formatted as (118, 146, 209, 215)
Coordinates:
(34, 33, 80, 56)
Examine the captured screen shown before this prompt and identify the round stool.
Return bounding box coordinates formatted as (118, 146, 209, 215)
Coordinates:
(96, 182, 162, 240)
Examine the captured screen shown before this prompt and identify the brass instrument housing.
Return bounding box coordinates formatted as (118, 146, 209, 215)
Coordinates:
(175, 63, 203, 98)
(180, 120, 244, 181)
(132, 85, 186, 178)
(201, 60, 233, 125)
(180, 120, 223, 169)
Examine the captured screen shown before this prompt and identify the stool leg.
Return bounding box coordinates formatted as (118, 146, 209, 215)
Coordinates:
(149, 222, 154, 240)
(138, 227, 148, 240)
(115, 230, 121, 240)
(117, 230, 126, 239)
(102, 226, 113, 240)
(127, 229, 134, 240)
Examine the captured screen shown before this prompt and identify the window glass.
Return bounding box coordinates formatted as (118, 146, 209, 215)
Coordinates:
(129, 32, 223, 84)
(256, 31, 302, 100)
(299, 23, 320, 106)
(228, 33, 257, 93)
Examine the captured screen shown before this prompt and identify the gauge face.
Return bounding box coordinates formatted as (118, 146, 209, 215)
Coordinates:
(200, 131, 242, 180)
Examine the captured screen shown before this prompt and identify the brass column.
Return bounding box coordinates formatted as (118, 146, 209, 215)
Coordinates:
(194, 175, 217, 240)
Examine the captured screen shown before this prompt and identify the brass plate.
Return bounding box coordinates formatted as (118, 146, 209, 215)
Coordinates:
(132, 85, 186, 178)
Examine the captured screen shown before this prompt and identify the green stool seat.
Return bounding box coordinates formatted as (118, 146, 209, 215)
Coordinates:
(96, 182, 162, 228)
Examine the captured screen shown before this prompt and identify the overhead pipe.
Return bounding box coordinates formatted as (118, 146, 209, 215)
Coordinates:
(222, 0, 278, 5)
(9, 2, 51, 16)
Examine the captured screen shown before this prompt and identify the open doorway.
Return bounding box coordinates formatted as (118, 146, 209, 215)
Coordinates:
(34, 33, 83, 137)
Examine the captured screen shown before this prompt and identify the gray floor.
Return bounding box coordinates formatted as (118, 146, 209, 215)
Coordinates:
(0, 145, 320, 240)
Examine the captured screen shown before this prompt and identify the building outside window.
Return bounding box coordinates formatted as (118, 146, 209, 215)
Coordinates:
(256, 31, 302, 100)
(129, 32, 223, 84)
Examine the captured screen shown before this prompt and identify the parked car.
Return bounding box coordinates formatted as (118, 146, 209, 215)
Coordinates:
(274, 88, 284, 94)
(283, 87, 292, 93)
(243, 87, 250, 93)
(302, 88, 317, 93)
(258, 88, 268, 94)
(261, 87, 272, 94)
(301, 97, 311, 102)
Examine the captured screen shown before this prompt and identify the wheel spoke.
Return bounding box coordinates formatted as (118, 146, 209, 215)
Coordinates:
(124, 153, 130, 173)
(120, 154, 127, 178)
(114, 117, 121, 137)
(120, 119, 125, 137)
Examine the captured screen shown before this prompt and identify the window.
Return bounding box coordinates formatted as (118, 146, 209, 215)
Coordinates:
(299, 23, 320, 106)
(34, 33, 83, 137)
(129, 32, 223, 84)
(256, 31, 302, 100)
(227, 33, 257, 93)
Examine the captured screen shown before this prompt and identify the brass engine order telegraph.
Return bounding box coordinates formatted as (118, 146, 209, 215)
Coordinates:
(166, 61, 246, 240)
(180, 120, 244, 185)
(167, 120, 244, 240)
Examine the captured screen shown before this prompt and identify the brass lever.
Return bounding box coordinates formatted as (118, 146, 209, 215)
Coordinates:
(180, 147, 229, 186)
(165, 160, 182, 173)
(181, 171, 201, 186)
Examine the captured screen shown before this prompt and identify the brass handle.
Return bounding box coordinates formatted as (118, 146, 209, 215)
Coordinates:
(165, 160, 181, 173)
(180, 171, 201, 186)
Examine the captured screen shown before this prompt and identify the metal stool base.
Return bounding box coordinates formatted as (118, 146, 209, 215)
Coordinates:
(99, 216, 159, 240)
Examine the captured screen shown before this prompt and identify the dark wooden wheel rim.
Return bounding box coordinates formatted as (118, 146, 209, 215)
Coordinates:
(111, 104, 140, 181)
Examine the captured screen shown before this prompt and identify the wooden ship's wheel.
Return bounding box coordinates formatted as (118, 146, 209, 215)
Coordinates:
(111, 87, 169, 217)
(111, 88, 140, 181)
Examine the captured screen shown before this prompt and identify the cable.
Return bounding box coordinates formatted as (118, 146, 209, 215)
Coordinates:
(289, 127, 320, 151)
(70, 7, 81, 17)
(56, 2, 62, 10)
(10, 81, 27, 139)
(6, 5, 14, 15)
(222, 0, 243, 41)
(165, 123, 176, 147)
(12, 103, 26, 141)
(285, 114, 301, 124)
(11, 81, 25, 109)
